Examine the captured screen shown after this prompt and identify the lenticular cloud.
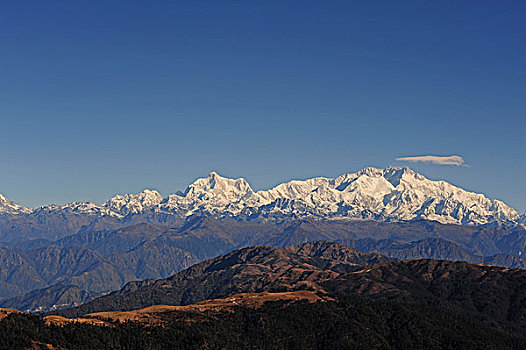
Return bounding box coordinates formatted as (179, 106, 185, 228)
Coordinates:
(396, 155, 467, 166)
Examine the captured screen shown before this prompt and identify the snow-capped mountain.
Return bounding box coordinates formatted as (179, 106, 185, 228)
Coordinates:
(31, 201, 117, 217)
(0, 167, 521, 226)
(160, 171, 256, 217)
(105, 190, 163, 216)
(0, 193, 32, 215)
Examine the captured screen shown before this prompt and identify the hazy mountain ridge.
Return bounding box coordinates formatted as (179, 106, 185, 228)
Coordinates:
(0, 284, 95, 313)
(0, 235, 200, 300)
(0, 245, 130, 299)
(2, 217, 526, 311)
(0, 168, 521, 245)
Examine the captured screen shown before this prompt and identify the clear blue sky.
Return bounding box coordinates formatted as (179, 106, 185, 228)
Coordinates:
(1, 1, 525, 213)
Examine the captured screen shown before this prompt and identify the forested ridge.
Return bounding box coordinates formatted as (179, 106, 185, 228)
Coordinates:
(2, 297, 525, 350)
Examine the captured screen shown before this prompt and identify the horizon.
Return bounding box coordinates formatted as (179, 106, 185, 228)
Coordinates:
(1, 1, 525, 212)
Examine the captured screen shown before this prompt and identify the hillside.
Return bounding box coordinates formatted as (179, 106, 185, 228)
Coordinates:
(33, 242, 526, 347)
(52, 241, 390, 317)
(324, 259, 526, 334)
(4, 295, 526, 350)
(51, 241, 526, 337)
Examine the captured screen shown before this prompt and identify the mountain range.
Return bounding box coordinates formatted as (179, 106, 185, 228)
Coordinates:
(1, 167, 524, 245)
(1, 216, 526, 311)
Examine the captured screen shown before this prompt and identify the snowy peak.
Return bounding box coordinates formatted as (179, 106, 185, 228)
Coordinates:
(105, 189, 163, 216)
(355, 166, 386, 177)
(0, 193, 10, 205)
(383, 166, 424, 187)
(0, 193, 32, 215)
(183, 172, 255, 202)
(162, 172, 258, 217)
(32, 201, 117, 217)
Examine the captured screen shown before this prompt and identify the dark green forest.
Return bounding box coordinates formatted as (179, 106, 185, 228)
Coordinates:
(2, 297, 525, 350)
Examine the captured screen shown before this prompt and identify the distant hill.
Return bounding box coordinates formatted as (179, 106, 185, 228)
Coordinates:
(0, 241, 199, 300)
(0, 245, 128, 299)
(346, 237, 526, 269)
(19, 215, 526, 259)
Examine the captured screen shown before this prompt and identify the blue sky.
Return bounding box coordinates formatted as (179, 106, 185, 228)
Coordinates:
(1, 1, 525, 212)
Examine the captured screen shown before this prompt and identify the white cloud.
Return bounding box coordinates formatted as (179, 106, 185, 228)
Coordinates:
(396, 155, 467, 166)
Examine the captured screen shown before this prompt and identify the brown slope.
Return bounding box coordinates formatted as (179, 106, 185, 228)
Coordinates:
(48, 291, 327, 326)
(0, 307, 22, 320)
(51, 241, 390, 317)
